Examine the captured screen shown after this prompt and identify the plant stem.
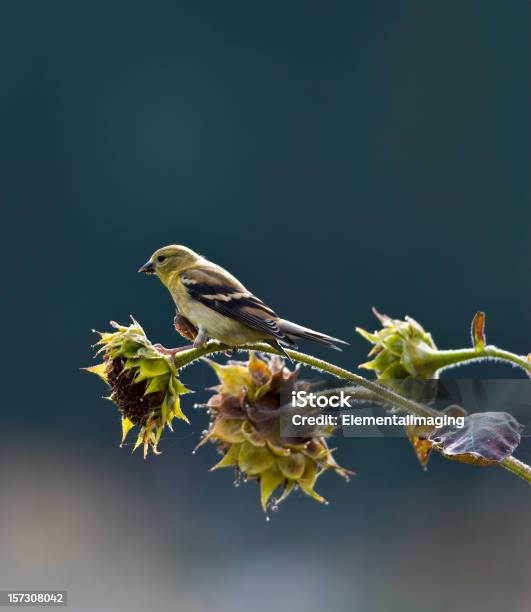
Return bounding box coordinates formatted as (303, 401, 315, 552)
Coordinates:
(427, 346, 530, 376)
(176, 342, 438, 417)
(173, 341, 531, 484)
(500, 456, 531, 484)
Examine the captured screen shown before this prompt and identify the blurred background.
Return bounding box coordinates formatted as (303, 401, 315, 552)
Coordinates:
(1, 1, 530, 610)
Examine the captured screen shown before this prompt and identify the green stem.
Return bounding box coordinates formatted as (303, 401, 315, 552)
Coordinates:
(175, 341, 437, 417)
(173, 341, 531, 484)
(427, 346, 530, 376)
(500, 456, 531, 484)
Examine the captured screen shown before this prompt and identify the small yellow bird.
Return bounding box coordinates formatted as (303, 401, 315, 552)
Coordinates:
(139, 245, 347, 354)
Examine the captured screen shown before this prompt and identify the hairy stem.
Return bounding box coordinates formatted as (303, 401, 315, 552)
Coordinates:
(500, 456, 531, 484)
(173, 341, 531, 484)
(176, 342, 438, 416)
(427, 346, 531, 376)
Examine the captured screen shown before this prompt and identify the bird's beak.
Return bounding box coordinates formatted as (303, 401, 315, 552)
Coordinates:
(138, 260, 155, 274)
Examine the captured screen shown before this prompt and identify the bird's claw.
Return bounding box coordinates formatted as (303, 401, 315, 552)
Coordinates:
(153, 343, 193, 356)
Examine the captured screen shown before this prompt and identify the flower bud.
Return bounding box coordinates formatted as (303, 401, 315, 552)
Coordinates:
(356, 308, 439, 380)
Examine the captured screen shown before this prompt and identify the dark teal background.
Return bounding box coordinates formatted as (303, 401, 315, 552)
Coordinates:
(1, 2, 530, 611)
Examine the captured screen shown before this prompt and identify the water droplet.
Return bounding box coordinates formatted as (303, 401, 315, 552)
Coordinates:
(265, 515, 270, 522)
(324, 501, 330, 506)
(191, 450, 196, 455)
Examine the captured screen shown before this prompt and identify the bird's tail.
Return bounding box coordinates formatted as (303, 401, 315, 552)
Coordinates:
(277, 319, 349, 351)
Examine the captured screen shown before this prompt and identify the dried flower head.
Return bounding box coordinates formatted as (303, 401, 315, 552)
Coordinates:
(198, 352, 351, 512)
(85, 319, 191, 457)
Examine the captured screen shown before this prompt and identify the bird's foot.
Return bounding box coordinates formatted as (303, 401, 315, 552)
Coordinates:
(153, 343, 194, 356)
(192, 328, 209, 348)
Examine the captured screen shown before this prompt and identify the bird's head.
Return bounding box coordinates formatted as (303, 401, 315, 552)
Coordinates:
(138, 245, 201, 285)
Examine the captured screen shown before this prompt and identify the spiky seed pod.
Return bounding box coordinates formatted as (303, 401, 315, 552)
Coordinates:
(356, 308, 439, 380)
(198, 352, 351, 512)
(105, 355, 166, 424)
(85, 318, 191, 457)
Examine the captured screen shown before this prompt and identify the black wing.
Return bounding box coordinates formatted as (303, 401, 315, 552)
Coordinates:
(180, 267, 294, 345)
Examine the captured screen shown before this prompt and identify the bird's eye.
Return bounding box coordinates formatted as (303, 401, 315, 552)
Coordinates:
(156, 255, 166, 263)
